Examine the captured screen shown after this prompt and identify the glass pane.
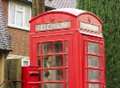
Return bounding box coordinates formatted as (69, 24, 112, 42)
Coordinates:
(16, 11, 23, 27)
(43, 70, 64, 81)
(88, 83, 100, 88)
(54, 41, 63, 52)
(24, 6, 31, 28)
(9, 1, 15, 24)
(88, 56, 100, 67)
(42, 42, 53, 54)
(43, 55, 64, 67)
(88, 42, 99, 54)
(42, 41, 68, 54)
(43, 83, 64, 88)
(88, 70, 101, 81)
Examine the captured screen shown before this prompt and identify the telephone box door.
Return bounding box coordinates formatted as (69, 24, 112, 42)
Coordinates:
(83, 36, 105, 88)
(29, 34, 73, 88)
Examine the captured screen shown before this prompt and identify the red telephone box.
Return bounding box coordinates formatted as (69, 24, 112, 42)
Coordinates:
(22, 8, 106, 88)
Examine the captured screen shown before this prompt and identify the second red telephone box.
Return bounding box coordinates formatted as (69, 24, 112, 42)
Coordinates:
(22, 8, 106, 88)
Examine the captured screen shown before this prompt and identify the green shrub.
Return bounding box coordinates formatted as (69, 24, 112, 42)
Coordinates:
(77, 0, 120, 88)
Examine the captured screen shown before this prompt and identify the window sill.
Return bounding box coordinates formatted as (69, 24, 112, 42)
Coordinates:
(8, 24, 30, 31)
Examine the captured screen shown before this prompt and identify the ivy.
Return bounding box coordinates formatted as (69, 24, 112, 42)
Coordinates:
(77, 0, 120, 88)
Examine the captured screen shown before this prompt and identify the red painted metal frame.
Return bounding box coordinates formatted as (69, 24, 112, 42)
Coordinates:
(22, 9, 106, 88)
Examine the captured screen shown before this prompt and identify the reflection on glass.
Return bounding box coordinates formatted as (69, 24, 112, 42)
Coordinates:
(16, 11, 23, 27)
(88, 70, 100, 81)
(54, 42, 63, 52)
(43, 55, 64, 67)
(44, 70, 63, 81)
(42, 42, 53, 54)
(42, 41, 68, 54)
(43, 83, 64, 88)
(88, 42, 99, 54)
(39, 41, 68, 88)
(88, 56, 99, 67)
(88, 83, 100, 88)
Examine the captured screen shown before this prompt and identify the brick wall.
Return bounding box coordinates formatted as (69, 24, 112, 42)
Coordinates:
(2, 0, 8, 19)
(7, 27, 29, 56)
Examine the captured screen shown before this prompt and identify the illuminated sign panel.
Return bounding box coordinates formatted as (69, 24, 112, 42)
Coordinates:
(36, 21, 71, 31)
(80, 22, 102, 37)
(80, 22, 99, 33)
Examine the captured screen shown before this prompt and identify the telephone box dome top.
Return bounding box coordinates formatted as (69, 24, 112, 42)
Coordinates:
(30, 8, 102, 24)
(51, 8, 86, 16)
(30, 8, 103, 37)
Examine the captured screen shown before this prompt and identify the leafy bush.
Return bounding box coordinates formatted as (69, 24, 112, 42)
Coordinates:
(77, 0, 120, 88)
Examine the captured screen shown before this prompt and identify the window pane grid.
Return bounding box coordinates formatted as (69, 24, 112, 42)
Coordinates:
(8, 1, 31, 29)
(86, 42, 102, 88)
(37, 41, 68, 88)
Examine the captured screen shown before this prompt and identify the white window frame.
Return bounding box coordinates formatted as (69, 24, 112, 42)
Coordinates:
(8, 1, 31, 31)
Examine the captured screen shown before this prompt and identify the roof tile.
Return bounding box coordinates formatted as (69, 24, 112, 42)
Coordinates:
(0, 0, 11, 51)
(25, 0, 77, 8)
(45, 0, 77, 8)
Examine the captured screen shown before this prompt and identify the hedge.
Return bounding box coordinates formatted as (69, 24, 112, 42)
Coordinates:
(77, 0, 120, 88)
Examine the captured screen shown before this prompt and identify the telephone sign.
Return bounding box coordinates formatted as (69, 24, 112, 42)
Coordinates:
(22, 8, 106, 88)
(36, 21, 71, 31)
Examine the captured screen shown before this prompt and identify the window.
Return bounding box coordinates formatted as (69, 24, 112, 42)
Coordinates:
(8, 1, 31, 30)
(86, 42, 102, 88)
(43, 55, 65, 67)
(88, 42, 99, 55)
(87, 42, 100, 69)
(88, 56, 99, 68)
(88, 70, 101, 81)
(37, 41, 68, 88)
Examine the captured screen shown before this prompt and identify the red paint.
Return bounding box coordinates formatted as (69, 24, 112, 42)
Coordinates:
(22, 8, 105, 88)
